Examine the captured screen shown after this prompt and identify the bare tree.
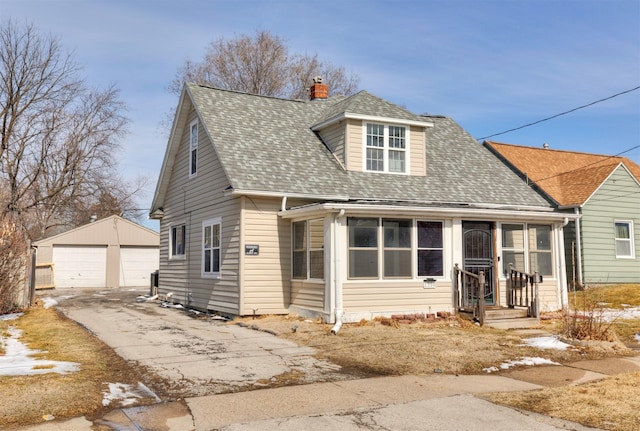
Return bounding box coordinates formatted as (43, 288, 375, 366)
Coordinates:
(0, 20, 131, 240)
(169, 30, 359, 99)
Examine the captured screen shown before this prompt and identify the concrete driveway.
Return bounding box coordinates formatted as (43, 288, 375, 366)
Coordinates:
(29, 286, 625, 431)
(45, 287, 351, 398)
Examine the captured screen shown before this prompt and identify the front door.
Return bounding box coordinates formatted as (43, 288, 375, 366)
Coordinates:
(463, 221, 495, 305)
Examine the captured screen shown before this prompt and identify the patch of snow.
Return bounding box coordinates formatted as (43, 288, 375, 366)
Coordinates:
(41, 297, 58, 309)
(161, 302, 184, 309)
(501, 357, 559, 369)
(0, 313, 23, 321)
(102, 382, 160, 407)
(522, 335, 571, 350)
(0, 327, 80, 376)
(41, 295, 74, 308)
(483, 356, 559, 373)
(635, 333, 640, 344)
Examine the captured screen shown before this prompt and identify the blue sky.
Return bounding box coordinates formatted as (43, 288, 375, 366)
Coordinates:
(3, 0, 639, 231)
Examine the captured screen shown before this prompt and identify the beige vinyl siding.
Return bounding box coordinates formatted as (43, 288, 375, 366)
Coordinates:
(341, 280, 453, 315)
(240, 196, 291, 315)
(318, 121, 345, 166)
(290, 281, 325, 312)
(580, 166, 640, 283)
(158, 107, 241, 314)
(409, 126, 426, 176)
(345, 119, 362, 171)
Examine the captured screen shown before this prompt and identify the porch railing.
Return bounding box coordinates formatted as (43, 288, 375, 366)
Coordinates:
(507, 264, 540, 318)
(453, 263, 486, 326)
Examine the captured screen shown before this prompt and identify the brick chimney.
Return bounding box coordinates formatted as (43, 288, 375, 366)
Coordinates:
(310, 76, 328, 100)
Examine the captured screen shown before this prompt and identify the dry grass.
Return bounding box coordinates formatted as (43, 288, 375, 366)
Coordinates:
(238, 314, 631, 377)
(485, 372, 640, 431)
(0, 304, 156, 428)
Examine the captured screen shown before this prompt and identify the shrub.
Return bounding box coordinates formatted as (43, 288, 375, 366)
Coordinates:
(560, 285, 618, 342)
(0, 215, 29, 314)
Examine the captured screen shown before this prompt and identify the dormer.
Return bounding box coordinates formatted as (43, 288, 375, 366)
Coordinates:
(311, 91, 433, 176)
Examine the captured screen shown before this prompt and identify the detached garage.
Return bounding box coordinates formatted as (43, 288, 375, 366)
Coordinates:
(33, 215, 159, 289)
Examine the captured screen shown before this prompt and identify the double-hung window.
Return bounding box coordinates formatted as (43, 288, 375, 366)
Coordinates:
(383, 219, 412, 277)
(170, 224, 186, 259)
(417, 221, 444, 277)
(501, 223, 552, 276)
(615, 221, 635, 258)
(189, 120, 198, 177)
(348, 218, 379, 278)
(292, 219, 325, 280)
(202, 218, 221, 278)
(365, 123, 407, 174)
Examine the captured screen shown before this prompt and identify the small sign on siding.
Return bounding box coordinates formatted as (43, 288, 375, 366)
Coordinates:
(245, 244, 259, 255)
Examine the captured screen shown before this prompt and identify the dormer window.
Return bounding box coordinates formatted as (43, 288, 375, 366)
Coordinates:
(364, 123, 408, 174)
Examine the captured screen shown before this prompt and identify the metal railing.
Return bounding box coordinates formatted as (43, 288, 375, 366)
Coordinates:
(507, 264, 540, 318)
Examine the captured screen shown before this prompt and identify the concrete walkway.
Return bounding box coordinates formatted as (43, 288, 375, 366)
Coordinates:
(16, 358, 640, 431)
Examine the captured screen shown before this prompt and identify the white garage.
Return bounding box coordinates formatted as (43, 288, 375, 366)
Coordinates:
(52, 246, 107, 288)
(33, 215, 159, 289)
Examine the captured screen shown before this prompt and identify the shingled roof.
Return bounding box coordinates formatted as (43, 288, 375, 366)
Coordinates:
(485, 141, 640, 207)
(153, 84, 554, 213)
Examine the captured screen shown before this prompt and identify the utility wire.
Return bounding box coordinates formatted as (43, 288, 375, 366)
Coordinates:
(533, 144, 640, 183)
(477, 86, 640, 140)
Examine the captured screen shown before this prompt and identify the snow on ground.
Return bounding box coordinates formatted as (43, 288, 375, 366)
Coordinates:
(483, 357, 560, 373)
(0, 326, 80, 376)
(102, 382, 160, 406)
(522, 335, 571, 350)
(41, 295, 75, 309)
(0, 313, 23, 321)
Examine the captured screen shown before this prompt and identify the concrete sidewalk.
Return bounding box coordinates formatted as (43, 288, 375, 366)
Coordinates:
(16, 368, 630, 431)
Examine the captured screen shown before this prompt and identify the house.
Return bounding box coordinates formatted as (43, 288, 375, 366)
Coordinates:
(485, 141, 640, 286)
(32, 215, 159, 289)
(150, 81, 575, 325)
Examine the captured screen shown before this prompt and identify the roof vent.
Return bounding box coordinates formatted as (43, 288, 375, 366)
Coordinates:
(310, 76, 328, 101)
(543, 143, 549, 149)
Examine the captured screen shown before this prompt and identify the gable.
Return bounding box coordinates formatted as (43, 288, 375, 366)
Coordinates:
(485, 141, 640, 207)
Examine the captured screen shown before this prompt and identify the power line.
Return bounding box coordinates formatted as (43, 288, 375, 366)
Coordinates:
(477, 86, 640, 140)
(534, 144, 640, 184)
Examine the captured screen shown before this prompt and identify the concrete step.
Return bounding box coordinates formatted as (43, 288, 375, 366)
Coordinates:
(485, 317, 540, 330)
(485, 308, 529, 319)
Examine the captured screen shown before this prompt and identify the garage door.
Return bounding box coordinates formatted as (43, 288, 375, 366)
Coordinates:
(52, 246, 107, 288)
(119, 247, 159, 287)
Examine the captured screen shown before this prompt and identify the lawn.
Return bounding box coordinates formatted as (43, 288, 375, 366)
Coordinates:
(0, 284, 639, 430)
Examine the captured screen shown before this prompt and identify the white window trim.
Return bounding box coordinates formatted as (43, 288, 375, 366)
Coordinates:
(189, 119, 198, 178)
(362, 122, 410, 175)
(499, 223, 555, 278)
(346, 217, 446, 280)
(614, 220, 635, 259)
(202, 217, 221, 279)
(169, 222, 186, 260)
(415, 220, 445, 279)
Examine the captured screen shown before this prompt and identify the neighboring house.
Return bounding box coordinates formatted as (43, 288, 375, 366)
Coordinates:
(150, 81, 574, 324)
(485, 141, 640, 286)
(33, 215, 159, 289)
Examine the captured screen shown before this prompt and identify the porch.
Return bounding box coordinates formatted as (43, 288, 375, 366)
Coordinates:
(454, 264, 541, 329)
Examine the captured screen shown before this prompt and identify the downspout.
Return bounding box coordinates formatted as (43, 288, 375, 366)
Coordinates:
(574, 207, 583, 287)
(330, 209, 345, 334)
(558, 217, 570, 308)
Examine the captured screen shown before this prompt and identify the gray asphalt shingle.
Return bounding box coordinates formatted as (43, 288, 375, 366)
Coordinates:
(187, 83, 551, 208)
